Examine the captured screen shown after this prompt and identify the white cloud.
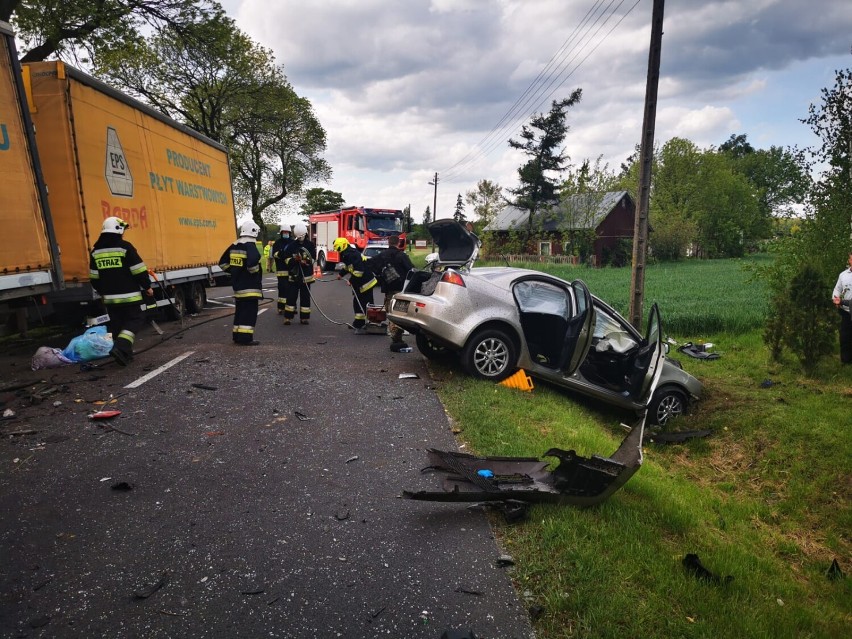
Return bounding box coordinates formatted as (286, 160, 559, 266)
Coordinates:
(221, 0, 852, 220)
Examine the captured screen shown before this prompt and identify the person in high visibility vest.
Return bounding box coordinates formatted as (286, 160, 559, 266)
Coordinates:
(218, 220, 263, 345)
(334, 237, 378, 334)
(281, 222, 316, 325)
(271, 225, 293, 315)
(89, 216, 154, 366)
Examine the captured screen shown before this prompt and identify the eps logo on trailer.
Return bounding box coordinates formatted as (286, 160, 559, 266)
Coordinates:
(104, 127, 132, 197)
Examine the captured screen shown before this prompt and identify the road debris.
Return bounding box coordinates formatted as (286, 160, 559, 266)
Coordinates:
(682, 553, 733, 585)
(89, 410, 121, 420)
(133, 572, 170, 599)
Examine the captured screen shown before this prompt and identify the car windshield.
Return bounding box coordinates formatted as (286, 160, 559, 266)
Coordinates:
(367, 216, 403, 233)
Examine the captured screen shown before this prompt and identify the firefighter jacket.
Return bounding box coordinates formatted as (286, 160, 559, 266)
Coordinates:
(282, 238, 317, 284)
(218, 239, 262, 299)
(339, 246, 378, 293)
(89, 234, 152, 305)
(368, 246, 414, 294)
(271, 235, 293, 275)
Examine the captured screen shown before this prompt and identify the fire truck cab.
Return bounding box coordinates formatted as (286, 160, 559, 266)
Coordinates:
(311, 207, 406, 270)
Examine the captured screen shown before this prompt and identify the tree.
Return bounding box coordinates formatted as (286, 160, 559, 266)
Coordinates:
(422, 205, 432, 226)
(464, 179, 504, 227)
(553, 158, 617, 259)
(762, 67, 852, 371)
(299, 188, 345, 216)
(452, 193, 466, 223)
(228, 79, 330, 229)
(507, 91, 582, 232)
(95, 10, 269, 144)
(3, 0, 216, 63)
(96, 12, 329, 234)
(650, 138, 760, 259)
(719, 134, 811, 223)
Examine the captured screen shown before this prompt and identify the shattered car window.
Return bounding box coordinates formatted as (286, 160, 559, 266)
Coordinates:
(514, 280, 570, 317)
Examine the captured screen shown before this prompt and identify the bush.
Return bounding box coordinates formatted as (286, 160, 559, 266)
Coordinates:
(765, 262, 836, 373)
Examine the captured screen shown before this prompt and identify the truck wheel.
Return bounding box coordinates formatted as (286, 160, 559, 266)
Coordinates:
(317, 252, 327, 271)
(189, 282, 207, 313)
(165, 285, 187, 320)
(461, 328, 517, 381)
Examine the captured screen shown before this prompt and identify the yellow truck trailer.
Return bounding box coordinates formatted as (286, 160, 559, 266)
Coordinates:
(0, 36, 239, 328)
(22, 59, 238, 322)
(0, 22, 60, 312)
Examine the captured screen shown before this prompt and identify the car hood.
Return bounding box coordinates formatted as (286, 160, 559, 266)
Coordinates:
(428, 219, 479, 268)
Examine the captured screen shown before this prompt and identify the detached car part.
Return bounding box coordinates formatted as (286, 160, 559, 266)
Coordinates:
(403, 416, 645, 507)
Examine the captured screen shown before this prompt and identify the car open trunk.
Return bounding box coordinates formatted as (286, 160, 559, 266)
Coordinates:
(402, 219, 479, 296)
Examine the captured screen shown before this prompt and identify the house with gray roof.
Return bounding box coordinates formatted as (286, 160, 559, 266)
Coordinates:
(483, 191, 635, 266)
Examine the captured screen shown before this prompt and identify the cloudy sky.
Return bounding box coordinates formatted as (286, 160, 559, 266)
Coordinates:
(220, 0, 851, 223)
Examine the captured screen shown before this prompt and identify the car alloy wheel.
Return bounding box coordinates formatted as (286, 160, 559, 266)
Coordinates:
(649, 387, 687, 426)
(462, 328, 517, 381)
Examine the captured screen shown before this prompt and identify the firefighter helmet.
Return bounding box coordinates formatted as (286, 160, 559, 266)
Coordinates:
(279, 224, 291, 236)
(102, 216, 129, 235)
(333, 237, 349, 253)
(239, 220, 260, 238)
(293, 222, 308, 240)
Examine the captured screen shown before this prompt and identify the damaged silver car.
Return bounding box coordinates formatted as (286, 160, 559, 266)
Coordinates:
(388, 220, 702, 426)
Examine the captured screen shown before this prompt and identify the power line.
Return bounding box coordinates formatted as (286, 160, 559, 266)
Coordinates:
(439, 0, 642, 183)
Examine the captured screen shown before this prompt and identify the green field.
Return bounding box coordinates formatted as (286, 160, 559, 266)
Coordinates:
(430, 255, 851, 639)
(480, 254, 771, 335)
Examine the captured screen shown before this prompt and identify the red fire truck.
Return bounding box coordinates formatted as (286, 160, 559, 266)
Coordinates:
(310, 206, 407, 270)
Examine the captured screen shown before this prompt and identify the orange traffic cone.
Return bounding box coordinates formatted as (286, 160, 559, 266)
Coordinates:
(313, 264, 322, 278)
(499, 369, 534, 392)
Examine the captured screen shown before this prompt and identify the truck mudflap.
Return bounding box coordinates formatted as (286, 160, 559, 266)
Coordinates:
(403, 415, 645, 507)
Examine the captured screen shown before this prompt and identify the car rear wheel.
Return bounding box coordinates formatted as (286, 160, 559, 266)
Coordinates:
(461, 328, 517, 381)
(416, 333, 455, 361)
(648, 386, 687, 427)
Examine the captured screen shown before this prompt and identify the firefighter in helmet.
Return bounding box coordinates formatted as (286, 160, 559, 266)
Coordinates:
(271, 224, 293, 314)
(282, 222, 316, 325)
(334, 237, 378, 334)
(218, 220, 263, 345)
(89, 216, 154, 366)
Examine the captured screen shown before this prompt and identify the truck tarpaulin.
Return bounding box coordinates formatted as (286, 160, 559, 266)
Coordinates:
(22, 61, 236, 283)
(0, 22, 55, 300)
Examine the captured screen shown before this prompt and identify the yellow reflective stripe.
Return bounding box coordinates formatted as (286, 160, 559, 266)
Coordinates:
(248, 265, 260, 274)
(103, 292, 143, 303)
(358, 278, 377, 293)
(128, 262, 147, 275)
(89, 270, 100, 279)
(354, 313, 366, 320)
(233, 325, 255, 334)
(117, 330, 135, 344)
(234, 289, 262, 298)
(91, 248, 126, 258)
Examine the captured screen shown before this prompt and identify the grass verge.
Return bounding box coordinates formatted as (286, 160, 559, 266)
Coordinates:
(427, 255, 850, 638)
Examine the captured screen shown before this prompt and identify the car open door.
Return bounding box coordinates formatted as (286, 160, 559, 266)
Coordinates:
(558, 280, 595, 376)
(626, 303, 664, 403)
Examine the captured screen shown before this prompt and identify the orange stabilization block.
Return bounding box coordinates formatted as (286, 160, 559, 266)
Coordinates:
(499, 369, 534, 392)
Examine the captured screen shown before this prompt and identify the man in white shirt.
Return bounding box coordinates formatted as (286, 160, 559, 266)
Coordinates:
(831, 251, 852, 364)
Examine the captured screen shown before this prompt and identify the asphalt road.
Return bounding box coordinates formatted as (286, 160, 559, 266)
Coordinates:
(0, 274, 534, 638)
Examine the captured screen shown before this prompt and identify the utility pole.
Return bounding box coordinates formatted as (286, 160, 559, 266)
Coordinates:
(428, 172, 438, 251)
(629, 0, 664, 330)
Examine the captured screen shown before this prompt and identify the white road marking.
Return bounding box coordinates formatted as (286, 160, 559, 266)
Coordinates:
(258, 308, 268, 316)
(124, 351, 196, 389)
